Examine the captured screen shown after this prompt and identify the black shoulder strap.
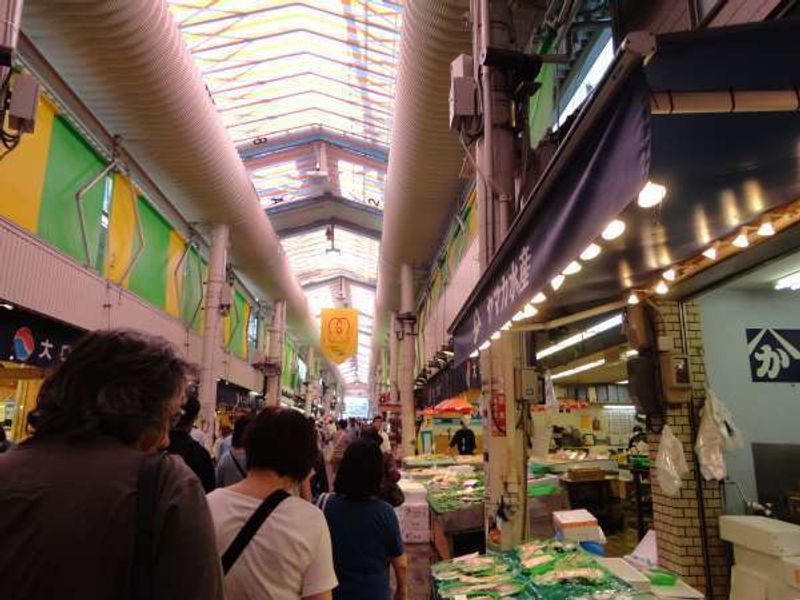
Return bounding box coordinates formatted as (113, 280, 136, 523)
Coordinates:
(230, 451, 246, 478)
(131, 453, 162, 600)
(221, 489, 291, 575)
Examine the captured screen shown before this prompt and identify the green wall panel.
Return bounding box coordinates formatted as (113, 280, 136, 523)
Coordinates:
(229, 291, 247, 358)
(181, 247, 206, 333)
(127, 197, 171, 309)
(37, 116, 106, 267)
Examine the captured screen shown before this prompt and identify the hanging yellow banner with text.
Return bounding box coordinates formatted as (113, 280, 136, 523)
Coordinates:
(320, 308, 359, 364)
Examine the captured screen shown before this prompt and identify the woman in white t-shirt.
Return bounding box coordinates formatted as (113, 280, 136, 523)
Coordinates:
(207, 407, 338, 600)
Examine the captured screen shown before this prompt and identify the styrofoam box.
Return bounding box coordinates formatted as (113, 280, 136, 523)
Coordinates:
(560, 525, 607, 543)
(730, 564, 800, 600)
(554, 509, 598, 529)
(721, 516, 800, 557)
(398, 479, 427, 504)
(597, 558, 651, 592)
(733, 546, 800, 592)
(395, 502, 430, 544)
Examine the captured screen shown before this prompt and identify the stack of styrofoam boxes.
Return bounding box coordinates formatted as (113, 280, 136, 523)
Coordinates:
(721, 515, 800, 600)
(395, 479, 430, 544)
(553, 509, 606, 543)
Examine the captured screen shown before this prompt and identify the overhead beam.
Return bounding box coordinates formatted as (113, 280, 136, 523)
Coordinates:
(267, 195, 383, 238)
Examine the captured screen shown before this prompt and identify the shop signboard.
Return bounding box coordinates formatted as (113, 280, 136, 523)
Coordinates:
(0, 307, 83, 368)
(451, 72, 650, 364)
(747, 328, 800, 383)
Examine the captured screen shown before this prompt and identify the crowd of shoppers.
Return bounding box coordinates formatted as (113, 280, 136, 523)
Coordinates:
(0, 328, 408, 600)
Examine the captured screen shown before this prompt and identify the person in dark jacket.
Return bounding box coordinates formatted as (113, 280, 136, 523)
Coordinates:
(0, 328, 223, 600)
(168, 384, 216, 492)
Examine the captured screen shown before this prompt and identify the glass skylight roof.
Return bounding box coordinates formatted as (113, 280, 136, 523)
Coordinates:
(248, 146, 386, 209)
(169, 1, 400, 388)
(281, 225, 379, 287)
(168, 0, 402, 147)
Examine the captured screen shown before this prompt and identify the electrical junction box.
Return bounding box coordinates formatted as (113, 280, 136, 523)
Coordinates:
(8, 72, 39, 134)
(520, 368, 538, 401)
(659, 352, 691, 404)
(450, 53, 473, 79)
(449, 54, 476, 129)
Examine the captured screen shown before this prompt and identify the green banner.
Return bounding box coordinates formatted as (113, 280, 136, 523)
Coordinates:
(127, 197, 171, 309)
(37, 116, 106, 268)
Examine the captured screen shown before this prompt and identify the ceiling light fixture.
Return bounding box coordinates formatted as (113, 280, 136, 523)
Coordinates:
(732, 232, 750, 248)
(655, 280, 669, 295)
(580, 243, 602, 261)
(627, 292, 640, 305)
(532, 292, 547, 304)
(563, 261, 582, 275)
(512, 310, 527, 322)
(491, 330, 501, 341)
(775, 269, 800, 291)
(522, 304, 538, 318)
(662, 268, 677, 282)
(470, 350, 479, 358)
(702, 245, 718, 260)
(501, 320, 512, 331)
(638, 181, 667, 208)
(551, 358, 607, 381)
(551, 274, 566, 291)
(601, 219, 626, 241)
(536, 313, 624, 360)
(757, 220, 776, 237)
(479, 340, 491, 351)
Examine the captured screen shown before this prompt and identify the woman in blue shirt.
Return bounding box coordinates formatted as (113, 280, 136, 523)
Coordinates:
(317, 440, 407, 600)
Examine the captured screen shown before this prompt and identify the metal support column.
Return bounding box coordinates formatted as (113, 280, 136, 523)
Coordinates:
(473, 0, 527, 550)
(304, 347, 316, 416)
(389, 311, 400, 405)
(266, 300, 286, 406)
(399, 265, 417, 457)
(199, 223, 229, 437)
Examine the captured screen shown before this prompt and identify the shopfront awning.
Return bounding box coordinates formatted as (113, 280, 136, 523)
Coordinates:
(451, 19, 800, 364)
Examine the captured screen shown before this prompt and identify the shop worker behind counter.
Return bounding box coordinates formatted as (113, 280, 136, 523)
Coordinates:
(449, 417, 477, 456)
(0, 328, 224, 600)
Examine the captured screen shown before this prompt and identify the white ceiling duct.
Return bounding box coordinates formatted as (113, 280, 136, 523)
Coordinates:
(20, 2, 326, 355)
(372, 0, 471, 360)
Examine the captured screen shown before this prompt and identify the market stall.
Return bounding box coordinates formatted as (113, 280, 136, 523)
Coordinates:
(431, 534, 702, 599)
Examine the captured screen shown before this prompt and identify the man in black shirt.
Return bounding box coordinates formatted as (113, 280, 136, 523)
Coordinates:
(168, 387, 216, 492)
(449, 419, 477, 455)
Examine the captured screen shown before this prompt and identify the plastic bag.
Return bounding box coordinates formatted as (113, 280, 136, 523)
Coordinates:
(695, 401, 726, 481)
(695, 387, 743, 481)
(655, 425, 688, 497)
(544, 371, 558, 412)
(707, 387, 744, 451)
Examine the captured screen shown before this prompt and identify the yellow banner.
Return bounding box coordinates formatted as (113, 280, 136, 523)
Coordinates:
(321, 308, 359, 364)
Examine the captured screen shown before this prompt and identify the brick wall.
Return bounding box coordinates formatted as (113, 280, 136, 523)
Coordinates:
(647, 299, 729, 599)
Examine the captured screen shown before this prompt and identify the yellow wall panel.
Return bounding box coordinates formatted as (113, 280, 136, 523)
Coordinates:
(165, 230, 185, 318)
(0, 96, 57, 231)
(105, 173, 137, 286)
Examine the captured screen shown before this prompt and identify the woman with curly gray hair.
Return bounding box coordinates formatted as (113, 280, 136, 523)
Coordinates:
(0, 328, 224, 600)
